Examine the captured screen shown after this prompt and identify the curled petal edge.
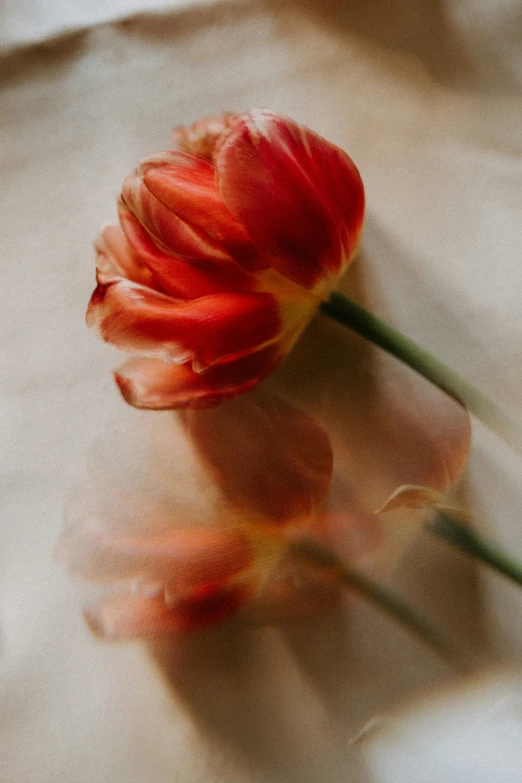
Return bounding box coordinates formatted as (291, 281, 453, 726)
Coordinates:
(114, 344, 286, 410)
(87, 278, 282, 371)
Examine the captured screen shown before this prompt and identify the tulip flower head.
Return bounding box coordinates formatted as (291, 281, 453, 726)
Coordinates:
(87, 110, 365, 409)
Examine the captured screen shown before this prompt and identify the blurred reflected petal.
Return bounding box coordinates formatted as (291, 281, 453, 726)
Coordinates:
(85, 583, 254, 639)
(275, 317, 471, 516)
(184, 390, 333, 523)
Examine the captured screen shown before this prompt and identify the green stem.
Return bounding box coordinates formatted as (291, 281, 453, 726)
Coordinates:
(430, 514, 522, 587)
(292, 537, 472, 671)
(321, 292, 522, 455)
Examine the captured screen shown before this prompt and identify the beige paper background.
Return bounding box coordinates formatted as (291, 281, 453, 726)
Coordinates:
(1, 1, 522, 780)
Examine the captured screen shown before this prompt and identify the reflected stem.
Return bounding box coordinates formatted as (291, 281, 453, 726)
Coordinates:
(292, 537, 473, 672)
(430, 513, 522, 587)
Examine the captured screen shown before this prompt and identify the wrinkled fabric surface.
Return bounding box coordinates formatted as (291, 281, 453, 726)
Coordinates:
(1, 1, 522, 781)
(0, 0, 207, 52)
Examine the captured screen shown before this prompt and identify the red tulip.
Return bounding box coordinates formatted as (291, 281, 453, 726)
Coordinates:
(87, 110, 365, 409)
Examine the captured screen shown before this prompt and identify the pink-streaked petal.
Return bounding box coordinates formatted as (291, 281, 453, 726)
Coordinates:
(85, 583, 253, 639)
(118, 200, 257, 299)
(123, 151, 260, 269)
(94, 223, 156, 287)
(86, 279, 282, 369)
(123, 169, 232, 265)
(217, 110, 365, 292)
(184, 390, 333, 523)
(139, 151, 259, 269)
(274, 316, 471, 516)
(292, 128, 365, 266)
(115, 345, 284, 410)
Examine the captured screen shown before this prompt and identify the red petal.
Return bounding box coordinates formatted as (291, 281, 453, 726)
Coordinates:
(118, 200, 256, 299)
(86, 279, 282, 369)
(141, 152, 253, 247)
(84, 583, 253, 639)
(115, 345, 284, 409)
(184, 390, 334, 523)
(123, 173, 228, 264)
(94, 223, 156, 287)
(123, 151, 260, 268)
(217, 110, 365, 292)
